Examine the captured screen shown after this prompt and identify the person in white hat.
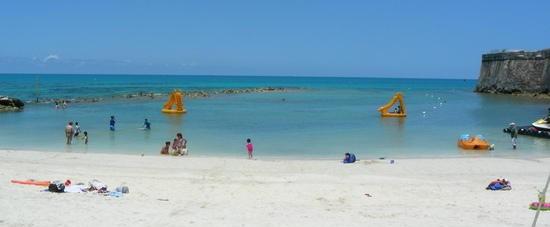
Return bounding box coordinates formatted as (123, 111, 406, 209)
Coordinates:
(509, 122, 518, 149)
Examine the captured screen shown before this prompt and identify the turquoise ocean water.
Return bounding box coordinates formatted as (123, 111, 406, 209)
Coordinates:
(1, 74, 549, 158)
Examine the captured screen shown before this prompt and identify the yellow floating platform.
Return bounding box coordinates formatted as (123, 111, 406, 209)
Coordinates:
(378, 92, 406, 117)
(162, 89, 187, 114)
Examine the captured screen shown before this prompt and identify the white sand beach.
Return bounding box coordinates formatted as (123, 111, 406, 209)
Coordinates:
(1, 150, 549, 227)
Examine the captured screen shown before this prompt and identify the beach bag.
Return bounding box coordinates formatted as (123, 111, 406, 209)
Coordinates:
(489, 182, 504, 190)
(350, 154, 357, 163)
(48, 181, 65, 193)
(116, 186, 129, 194)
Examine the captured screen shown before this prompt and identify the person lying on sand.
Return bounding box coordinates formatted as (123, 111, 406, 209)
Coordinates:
(486, 178, 511, 190)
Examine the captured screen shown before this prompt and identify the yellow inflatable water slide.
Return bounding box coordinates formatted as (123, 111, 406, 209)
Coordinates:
(161, 89, 187, 114)
(378, 92, 406, 117)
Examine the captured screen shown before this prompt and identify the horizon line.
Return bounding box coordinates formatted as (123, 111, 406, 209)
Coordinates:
(0, 72, 477, 80)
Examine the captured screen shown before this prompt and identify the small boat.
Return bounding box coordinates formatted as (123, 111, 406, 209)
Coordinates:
(532, 118, 550, 131)
(503, 118, 550, 139)
(457, 134, 491, 150)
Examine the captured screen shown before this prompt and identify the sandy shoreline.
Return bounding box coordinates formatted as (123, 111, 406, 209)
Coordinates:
(1, 150, 549, 227)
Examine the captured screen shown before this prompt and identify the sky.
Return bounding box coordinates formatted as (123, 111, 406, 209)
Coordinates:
(0, 0, 549, 78)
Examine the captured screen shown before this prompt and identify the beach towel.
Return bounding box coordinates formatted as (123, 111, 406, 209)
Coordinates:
(89, 179, 108, 192)
(64, 184, 88, 193)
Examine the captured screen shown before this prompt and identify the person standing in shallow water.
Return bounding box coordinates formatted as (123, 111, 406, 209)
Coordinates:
(65, 122, 74, 145)
(246, 138, 254, 159)
(109, 116, 116, 131)
(143, 118, 151, 130)
(74, 122, 81, 137)
(83, 131, 88, 145)
(509, 122, 518, 149)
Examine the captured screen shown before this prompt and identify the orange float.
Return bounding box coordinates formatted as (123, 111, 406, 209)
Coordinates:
(457, 134, 491, 150)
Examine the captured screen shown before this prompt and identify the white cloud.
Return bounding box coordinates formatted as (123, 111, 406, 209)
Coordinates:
(43, 54, 59, 62)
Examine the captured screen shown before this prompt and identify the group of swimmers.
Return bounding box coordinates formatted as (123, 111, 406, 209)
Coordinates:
(55, 100, 69, 109)
(108, 115, 151, 131)
(64, 121, 88, 145)
(64, 114, 260, 159)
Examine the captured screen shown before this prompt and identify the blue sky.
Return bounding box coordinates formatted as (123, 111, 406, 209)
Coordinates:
(0, 1, 548, 78)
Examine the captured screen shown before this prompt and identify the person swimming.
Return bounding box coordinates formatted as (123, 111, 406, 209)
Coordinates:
(143, 118, 151, 130)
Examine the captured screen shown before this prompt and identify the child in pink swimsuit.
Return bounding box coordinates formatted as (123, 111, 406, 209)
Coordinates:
(246, 138, 253, 159)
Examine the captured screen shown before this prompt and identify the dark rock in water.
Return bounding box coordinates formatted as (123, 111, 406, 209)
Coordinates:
(0, 96, 24, 112)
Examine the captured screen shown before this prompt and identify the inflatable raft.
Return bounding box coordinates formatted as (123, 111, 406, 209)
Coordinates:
(378, 92, 406, 117)
(457, 134, 491, 150)
(162, 90, 187, 114)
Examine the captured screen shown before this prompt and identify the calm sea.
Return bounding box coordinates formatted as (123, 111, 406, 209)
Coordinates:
(1, 74, 549, 158)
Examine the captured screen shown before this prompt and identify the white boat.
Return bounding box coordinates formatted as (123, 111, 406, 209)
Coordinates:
(532, 119, 550, 131)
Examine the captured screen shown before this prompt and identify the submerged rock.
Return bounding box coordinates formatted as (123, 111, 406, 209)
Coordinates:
(0, 96, 24, 112)
(27, 87, 305, 105)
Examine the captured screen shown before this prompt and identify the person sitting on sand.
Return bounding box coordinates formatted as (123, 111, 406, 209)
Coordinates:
(343, 153, 357, 163)
(160, 141, 170, 155)
(65, 121, 74, 145)
(171, 133, 188, 156)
